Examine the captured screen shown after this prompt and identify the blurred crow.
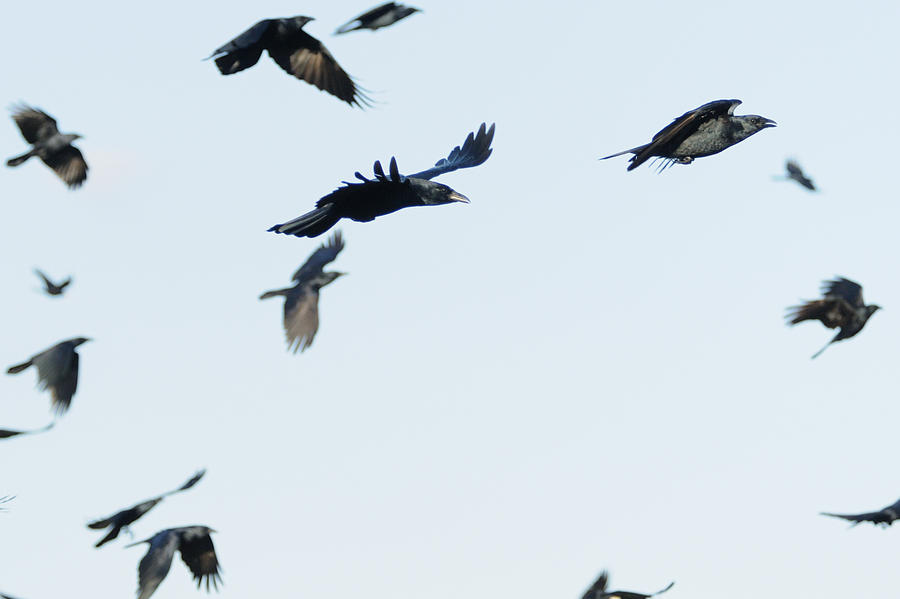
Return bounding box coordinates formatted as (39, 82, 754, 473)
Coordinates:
(0, 421, 54, 441)
(600, 99, 775, 171)
(780, 159, 816, 191)
(88, 470, 207, 548)
(786, 277, 880, 358)
(260, 231, 345, 352)
(822, 497, 900, 527)
(269, 123, 494, 238)
(335, 2, 421, 34)
(582, 571, 675, 599)
(6, 337, 91, 415)
(208, 16, 370, 107)
(34, 268, 71, 296)
(128, 526, 221, 599)
(6, 105, 88, 188)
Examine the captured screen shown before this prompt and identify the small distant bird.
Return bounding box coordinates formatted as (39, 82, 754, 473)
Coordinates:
(582, 571, 675, 599)
(822, 497, 900, 527)
(779, 159, 816, 191)
(600, 99, 775, 171)
(128, 526, 222, 599)
(786, 277, 880, 358)
(270, 122, 494, 238)
(6, 105, 88, 188)
(260, 231, 345, 352)
(208, 16, 370, 108)
(88, 470, 207, 548)
(335, 2, 421, 34)
(34, 268, 71, 296)
(0, 421, 54, 440)
(6, 337, 91, 415)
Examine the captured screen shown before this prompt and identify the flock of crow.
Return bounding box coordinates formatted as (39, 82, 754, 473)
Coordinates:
(1, 2, 893, 598)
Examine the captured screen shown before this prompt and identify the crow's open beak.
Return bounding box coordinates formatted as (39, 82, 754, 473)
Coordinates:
(449, 191, 470, 203)
(763, 118, 777, 128)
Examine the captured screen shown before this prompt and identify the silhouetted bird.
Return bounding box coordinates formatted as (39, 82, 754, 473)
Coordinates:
(780, 159, 816, 191)
(335, 2, 421, 34)
(600, 99, 775, 171)
(786, 277, 880, 358)
(208, 16, 370, 107)
(88, 470, 207, 548)
(34, 268, 71, 296)
(6, 105, 88, 188)
(582, 571, 675, 599)
(270, 123, 494, 238)
(0, 421, 54, 440)
(128, 526, 221, 599)
(822, 497, 900, 527)
(260, 231, 345, 352)
(6, 337, 91, 415)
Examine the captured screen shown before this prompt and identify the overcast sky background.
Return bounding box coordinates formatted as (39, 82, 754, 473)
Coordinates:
(2, 1, 900, 598)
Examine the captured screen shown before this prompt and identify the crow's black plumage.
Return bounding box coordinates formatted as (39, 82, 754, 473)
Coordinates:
(128, 526, 221, 599)
(335, 2, 421, 34)
(786, 277, 880, 358)
(34, 268, 71, 296)
(6, 337, 91, 415)
(6, 105, 88, 188)
(600, 99, 775, 171)
(207, 16, 370, 107)
(269, 123, 494, 238)
(88, 470, 207, 548)
(822, 497, 900, 527)
(0, 421, 54, 441)
(781, 160, 816, 191)
(260, 231, 345, 352)
(582, 571, 675, 599)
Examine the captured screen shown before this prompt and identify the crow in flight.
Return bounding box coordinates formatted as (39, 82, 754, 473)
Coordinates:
(88, 470, 207, 548)
(128, 526, 222, 599)
(0, 421, 54, 441)
(786, 277, 880, 358)
(34, 269, 72, 296)
(600, 99, 775, 171)
(260, 231, 345, 352)
(582, 571, 675, 599)
(822, 497, 900, 527)
(6, 337, 91, 415)
(335, 2, 421, 34)
(780, 159, 816, 191)
(269, 122, 494, 238)
(208, 16, 370, 107)
(6, 105, 88, 188)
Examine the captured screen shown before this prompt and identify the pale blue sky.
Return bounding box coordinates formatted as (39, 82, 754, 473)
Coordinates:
(3, 1, 900, 598)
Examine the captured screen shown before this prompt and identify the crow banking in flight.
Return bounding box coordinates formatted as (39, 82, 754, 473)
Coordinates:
(786, 277, 880, 359)
(6, 105, 88, 188)
(260, 231, 345, 352)
(581, 570, 675, 599)
(335, 2, 421, 34)
(208, 16, 370, 108)
(600, 99, 775, 171)
(88, 470, 207, 548)
(128, 526, 222, 599)
(6, 337, 91, 415)
(780, 159, 816, 191)
(822, 497, 900, 527)
(269, 123, 495, 238)
(34, 268, 72, 296)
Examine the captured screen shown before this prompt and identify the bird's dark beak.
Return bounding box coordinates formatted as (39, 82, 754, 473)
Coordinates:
(449, 191, 470, 204)
(335, 272, 348, 277)
(762, 118, 777, 128)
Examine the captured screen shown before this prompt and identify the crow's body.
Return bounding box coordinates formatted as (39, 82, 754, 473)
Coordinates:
(335, 2, 421, 33)
(269, 123, 494, 238)
(6, 105, 87, 188)
(6, 337, 90, 415)
(601, 99, 775, 171)
(582, 571, 675, 599)
(129, 526, 221, 599)
(822, 497, 900, 527)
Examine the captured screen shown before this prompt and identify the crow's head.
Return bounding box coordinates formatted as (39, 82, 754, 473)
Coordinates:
(287, 15, 315, 30)
(409, 179, 470, 205)
(735, 115, 776, 137)
(865, 305, 882, 320)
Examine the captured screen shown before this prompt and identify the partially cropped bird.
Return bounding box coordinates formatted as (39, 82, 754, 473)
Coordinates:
(786, 277, 880, 358)
(780, 159, 816, 191)
(260, 231, 345, 352)
(0, 496, 13, 511)
(207, 16, 370, 107)
(335, 2, 421, 34)
(600, 99, 775, 171)
(269, 123, 494, 238)
(88, 470, 207, 548)
(34, 268, 72, 296)
(6, 105, 88, 188)
(822, 497, 900, 527)
(128, 526, 222, 599)
(0, 421, 54, 441)
(582, 571, 675, 599)
(6, 337, 91, 415)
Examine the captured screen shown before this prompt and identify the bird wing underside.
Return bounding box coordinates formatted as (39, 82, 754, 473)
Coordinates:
(407, 123, 495, 180)
(821, 277, 864, 308)
(50, 353, 78, 414)
(292, 230, 344, 282)
(179, 534, 222, 591)
(284, 286, 321, 352)
(41, 145, 88, 189)
(137, 532, 180, 599)
(267, 37, 371, 108)
(11, 106, 60, 144)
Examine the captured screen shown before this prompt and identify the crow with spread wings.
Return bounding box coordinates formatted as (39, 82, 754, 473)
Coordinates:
(6, 105, 88, 188)
(128, 526, 221, 599)
(269, 123, 495, 238)
(335, 2, 421, 34)
(6, 337, 91, 416)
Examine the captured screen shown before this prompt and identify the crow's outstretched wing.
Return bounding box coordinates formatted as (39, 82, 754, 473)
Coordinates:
(208, 20, 272, 57)
(11, 105, 60, 144)
(179, 531, 222, 591)
(0, 421, 54, 440)
(42, 145, 88, 189)
(822, 277, 864, 309)
(335, 3, 397, 33)
(822, 499, 900, 526)
(283, 286, 321, 353)
(407, 123, 495, 180)
(292, 231, 344, 283)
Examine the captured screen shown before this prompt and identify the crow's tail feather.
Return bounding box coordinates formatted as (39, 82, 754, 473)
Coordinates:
(6, 151, 34, 167)
(268, 206, 340, 239)
(6, 360, 32, 374)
